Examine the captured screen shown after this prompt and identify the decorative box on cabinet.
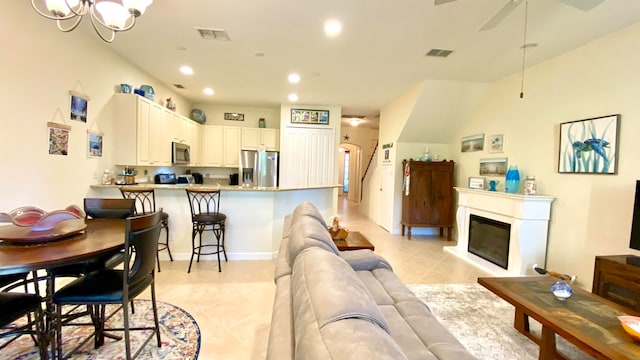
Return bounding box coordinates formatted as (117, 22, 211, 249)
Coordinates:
(593, 255, 640, 312)
(401, 160, 454, 240)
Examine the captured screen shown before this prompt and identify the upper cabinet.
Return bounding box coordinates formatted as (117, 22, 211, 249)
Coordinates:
(113, 94, 171, 166)
(202, 126, 241, 168)
(241, 128, 279, 151)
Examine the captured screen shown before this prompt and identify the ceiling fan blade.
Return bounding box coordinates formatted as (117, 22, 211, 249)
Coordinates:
(479, 0, 523, 32)
(434, 0, 458, 5)
(557, 0, 604, 11)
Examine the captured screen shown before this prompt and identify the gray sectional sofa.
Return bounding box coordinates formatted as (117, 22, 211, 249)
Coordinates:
(266, 201, 475, 360)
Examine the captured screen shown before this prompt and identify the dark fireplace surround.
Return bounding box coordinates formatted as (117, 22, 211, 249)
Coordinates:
(468, 214, 511, 269)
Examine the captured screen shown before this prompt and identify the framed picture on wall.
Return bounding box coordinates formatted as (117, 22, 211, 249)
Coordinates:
(558, 114, 620, 174)
(291, 109, 329, 125)
(461, 134, 484, 152)
(489, 134, 504, 153)
(69, 90, 89, 123)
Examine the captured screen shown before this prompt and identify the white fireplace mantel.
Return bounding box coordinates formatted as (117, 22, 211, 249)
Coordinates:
(445, 187, 555, 276)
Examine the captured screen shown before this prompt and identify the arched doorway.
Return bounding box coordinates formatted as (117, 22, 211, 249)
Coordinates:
(339, 143, 362, 202)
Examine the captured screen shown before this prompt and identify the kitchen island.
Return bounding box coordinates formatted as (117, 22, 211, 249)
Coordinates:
(89, 184, 339, 263)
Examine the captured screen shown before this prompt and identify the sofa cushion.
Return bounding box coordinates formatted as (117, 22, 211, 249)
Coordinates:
(287, 216, 339, 265)
(291, 201, 327, 228)
(290, 247, 406, 359)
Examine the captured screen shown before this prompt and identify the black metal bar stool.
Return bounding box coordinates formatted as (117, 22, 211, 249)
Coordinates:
(120, 187, 173, 271)
(185, 189, 227, 272)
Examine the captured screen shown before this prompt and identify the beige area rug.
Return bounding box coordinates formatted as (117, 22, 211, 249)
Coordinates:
(407, 283, 594, 360)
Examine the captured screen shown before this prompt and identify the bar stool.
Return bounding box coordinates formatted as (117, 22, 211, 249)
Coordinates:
(120, 187, 173, 271)
(185, 189, 227, 272)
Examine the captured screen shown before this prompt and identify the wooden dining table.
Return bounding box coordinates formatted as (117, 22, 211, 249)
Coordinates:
(0, 218, 126, 358)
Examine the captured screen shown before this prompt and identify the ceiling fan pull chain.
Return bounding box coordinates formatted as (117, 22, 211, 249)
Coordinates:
(520, 0, 529, 99)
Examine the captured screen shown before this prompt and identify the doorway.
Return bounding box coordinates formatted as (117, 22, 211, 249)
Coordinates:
(339, 143, 362, 202)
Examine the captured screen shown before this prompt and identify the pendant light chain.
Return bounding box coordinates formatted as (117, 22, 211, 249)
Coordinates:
(520, 0, 529, 99)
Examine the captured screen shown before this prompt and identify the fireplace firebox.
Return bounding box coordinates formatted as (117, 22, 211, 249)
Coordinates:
(468, 215, 511, 269)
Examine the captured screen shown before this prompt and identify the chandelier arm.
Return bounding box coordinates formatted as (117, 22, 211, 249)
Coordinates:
(56, 16, 83, 32)
(89, 4, 137, 33)
(89, 11, 116, 43)
(65, 0, 91, 17)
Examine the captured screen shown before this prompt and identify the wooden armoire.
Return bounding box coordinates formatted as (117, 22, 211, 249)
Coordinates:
(401, 160, 455, 240)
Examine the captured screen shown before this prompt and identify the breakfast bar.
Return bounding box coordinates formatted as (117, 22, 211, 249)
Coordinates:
(89, 184, 339, 262)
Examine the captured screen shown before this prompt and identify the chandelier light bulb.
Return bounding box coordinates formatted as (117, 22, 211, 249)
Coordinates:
(45, 0, 81, 17)
(95, 2, 131, 30)
(288, 73, 300, 84)
(123, 0, 153, 16)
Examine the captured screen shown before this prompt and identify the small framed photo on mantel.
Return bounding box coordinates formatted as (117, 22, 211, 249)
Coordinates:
(468, 176, 486, 190)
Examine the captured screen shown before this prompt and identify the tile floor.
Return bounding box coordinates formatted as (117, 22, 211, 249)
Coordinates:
(152, 197, 490, 359)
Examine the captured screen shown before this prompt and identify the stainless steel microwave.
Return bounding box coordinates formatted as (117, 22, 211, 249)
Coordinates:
(172, 142, 190, 165)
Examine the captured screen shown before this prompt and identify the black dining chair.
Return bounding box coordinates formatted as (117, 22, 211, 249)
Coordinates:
(52, 211, 163, 360)
(0, 274, 47, 359)
(185, 189, 227, 272)
(119, 187, 173, 271)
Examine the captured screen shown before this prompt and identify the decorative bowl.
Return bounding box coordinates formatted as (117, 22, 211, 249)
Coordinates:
(550, 281, 573, 300)
(140, 85, 155, 101)
(619, 316, 640, 342)
(0, 205, 85, 231)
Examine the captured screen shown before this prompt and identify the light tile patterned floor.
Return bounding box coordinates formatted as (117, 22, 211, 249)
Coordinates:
(152, 197, 490, 359)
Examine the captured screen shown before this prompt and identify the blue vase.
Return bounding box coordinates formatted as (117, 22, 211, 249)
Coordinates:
(505, 165, 520, 194)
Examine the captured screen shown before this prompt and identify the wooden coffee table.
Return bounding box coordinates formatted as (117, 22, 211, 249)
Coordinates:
(478, 276, 640, 360)
(333, 231, 374, 251)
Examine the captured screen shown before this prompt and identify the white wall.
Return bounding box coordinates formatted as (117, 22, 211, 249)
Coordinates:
(451, 23, 640, 289)
(0, 2, 191, 210)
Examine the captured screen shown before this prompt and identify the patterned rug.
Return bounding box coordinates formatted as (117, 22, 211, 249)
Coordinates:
(407, 283, 594, 360)
(5, 300, 200, 360)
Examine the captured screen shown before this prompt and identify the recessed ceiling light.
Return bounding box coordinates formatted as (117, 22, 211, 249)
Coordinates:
(288, 73, 300, 84)
(288, 93, 298, 102)
(180, 65, 194, 75)
(324, 19, 342, 37)
(203, 88, 214, 95)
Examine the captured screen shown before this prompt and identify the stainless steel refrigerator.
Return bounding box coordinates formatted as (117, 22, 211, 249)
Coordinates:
(240, 150, 279, 187)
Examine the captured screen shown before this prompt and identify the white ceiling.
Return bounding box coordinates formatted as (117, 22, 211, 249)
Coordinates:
(96, 0, 640, 128)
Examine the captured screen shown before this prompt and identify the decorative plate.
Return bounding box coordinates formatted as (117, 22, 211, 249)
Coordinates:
(0, 205, 84, 231)
(0, 218, 87, 244)
(190, 109, 206, 123)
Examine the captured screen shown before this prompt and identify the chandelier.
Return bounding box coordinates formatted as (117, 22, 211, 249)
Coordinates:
(31, 0, 153, 43)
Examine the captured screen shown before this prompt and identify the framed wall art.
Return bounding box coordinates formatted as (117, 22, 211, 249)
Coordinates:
(489, 134, 504, 153)
(69, 90, 89, 123)
(88, 131, 103, 158)
(224, 112, 244, 121)
(291, 109, 329, 125)
(558, 114, 620, 174)
(48, 122, 70, 156)
(479, 157, 508, 176)
(461, 134, 484, 152)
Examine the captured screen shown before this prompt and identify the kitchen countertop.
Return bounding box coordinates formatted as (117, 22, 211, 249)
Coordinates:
(90, 183, 342, 192)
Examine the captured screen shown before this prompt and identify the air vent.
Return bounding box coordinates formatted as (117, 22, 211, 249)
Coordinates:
(173, 84, 185, 89)
(425, 49, 453, 58)
(196, 27, 231, 41)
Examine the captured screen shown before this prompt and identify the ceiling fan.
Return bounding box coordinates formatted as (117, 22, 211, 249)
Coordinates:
(434, 0, 604, 31)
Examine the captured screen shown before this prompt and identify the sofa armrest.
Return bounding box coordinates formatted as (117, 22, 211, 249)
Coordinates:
(266, 275, 294, 360)
(339, 249, 393, 271)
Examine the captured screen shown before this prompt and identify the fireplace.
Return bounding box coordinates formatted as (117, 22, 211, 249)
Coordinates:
(446, 188, 554, 276)
(468, 215, 510, 269)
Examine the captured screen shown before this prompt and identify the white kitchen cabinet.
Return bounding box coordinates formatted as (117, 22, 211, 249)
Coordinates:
(203, 126, 241, 167)
(223, 127, 241, 167)
(241, 128, 279, 151)
(280, 127, 335, 187)
(113, 94, 170, 166)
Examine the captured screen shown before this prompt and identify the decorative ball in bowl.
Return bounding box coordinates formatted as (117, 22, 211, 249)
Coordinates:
(550, 281, 573, 300)
(619, 316, 640, 342)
